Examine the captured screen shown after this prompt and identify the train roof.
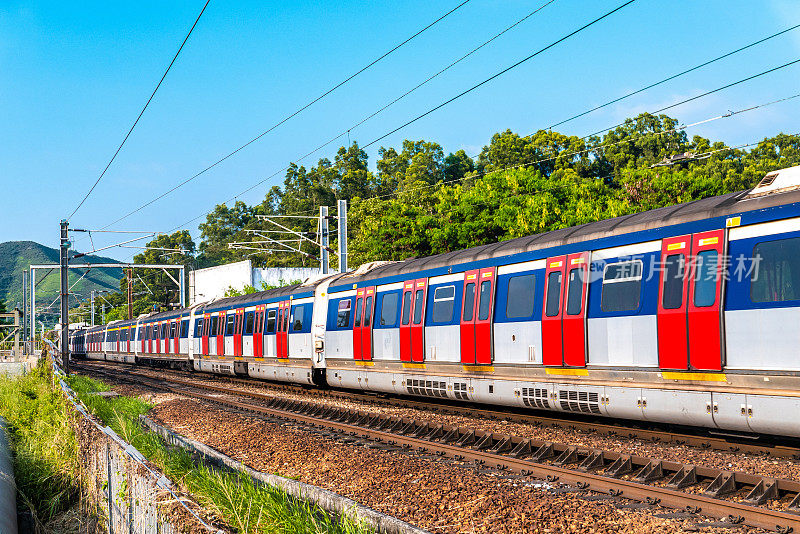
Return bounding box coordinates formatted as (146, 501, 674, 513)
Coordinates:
(341, 174, 800, 284)
(79, 165, 800, 323)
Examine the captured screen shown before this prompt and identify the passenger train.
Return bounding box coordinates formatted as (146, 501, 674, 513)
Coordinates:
(69, 165, 800, 438)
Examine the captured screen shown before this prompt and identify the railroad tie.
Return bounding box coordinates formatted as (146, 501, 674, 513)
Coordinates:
(743, 478, 779, 505)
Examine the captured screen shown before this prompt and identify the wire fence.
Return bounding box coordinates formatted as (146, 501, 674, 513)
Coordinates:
(47, 342, 226, 534)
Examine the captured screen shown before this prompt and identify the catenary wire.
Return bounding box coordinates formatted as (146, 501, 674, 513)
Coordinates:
(89, 0, 475, 234)
(138, 0, 639, 236)
(67, 0, 212, 221)
(361, 0, 639, 149)
(546, 22, 800, 131)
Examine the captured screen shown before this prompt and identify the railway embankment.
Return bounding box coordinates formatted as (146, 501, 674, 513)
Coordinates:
(0, 360, 377, 534)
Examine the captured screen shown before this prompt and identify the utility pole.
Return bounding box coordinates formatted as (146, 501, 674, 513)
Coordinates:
(101, 303, 105, 325)
(319, 206, 329, 275)
(337, 199, 348, 273)
(126, 268, 133, 320)
(59, 219, 70, 375)
(21, 270, 27, 355)
(90, 290, 95, 326)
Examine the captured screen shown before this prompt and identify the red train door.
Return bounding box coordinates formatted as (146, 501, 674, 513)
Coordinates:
(253, 305, 264, 358)
(202, 314, 210, 355)
(399, 282, 414, 362)
(353, 289, 365, 360)
(410, 279, 427, 363)
(216, 312, 225, 356)
(460, 271, 478, 364)
(658, 236, 691, 369)
(172, 320, 178, 354)
(542, 256, 567, 366)
(277, 301, 290, 358)
(460, 269, 496, 364)
(687, 230, 725, 371)
(362, 288, 375, 361)
(234, 309, 244, 357)
(353, 287, 376, 361)
(562, 252, 590, 367)
(658, 230, 725, 371)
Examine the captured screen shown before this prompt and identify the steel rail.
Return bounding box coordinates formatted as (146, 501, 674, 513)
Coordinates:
(78, 364, 800, 533)
(77, 360, 800, 460)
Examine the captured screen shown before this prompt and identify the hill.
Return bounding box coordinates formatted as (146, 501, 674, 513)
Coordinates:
(0, 241, 123, 319)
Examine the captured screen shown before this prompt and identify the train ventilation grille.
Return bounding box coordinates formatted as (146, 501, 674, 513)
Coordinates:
(406, 379, 448, 398)
(453, 382, 469, 400)
(558, 390, 601, 414)
(521, 387, 549, 409)
(744, 165, 800, 199)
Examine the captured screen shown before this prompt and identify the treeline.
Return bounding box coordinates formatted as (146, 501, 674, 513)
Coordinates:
(74, 112, 800, 321)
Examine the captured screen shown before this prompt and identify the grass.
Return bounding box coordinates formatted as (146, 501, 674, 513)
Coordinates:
(0, 362, 81, 530)
(68, 373, 373, 534)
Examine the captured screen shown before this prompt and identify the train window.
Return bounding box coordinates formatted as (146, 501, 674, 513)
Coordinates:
(283, 308, 290, 331)
(401, 291, 413, 325)
(478, 281, 492, 321)
(693, 250, 718, 307)
(506, 274, 535, 319)
(138, 327, 144, 340)
(266, 310, 277, 333)
(751, 237, 800, 303)
(210, 316, 219, 336)
(245, 312, 255, 334)
(432, 285, 455, 323)
(662, 254, 685, 309)
(601, 260, 643, 312)
(292, 306, 305, 331)
(277, 309, 284, 332)
(413, 290, 425, 324)
(354, 298, 363, 327)
(566, 268, 584, 316)
(545, 272, 562, 317)
(170, 322, 177, 338)
(194, 319, 202, 337)
(336, 300, 352, 328)
(462, 283, 475, 321)
(380, 293, 399, 326)
(363, 297, 373, 327)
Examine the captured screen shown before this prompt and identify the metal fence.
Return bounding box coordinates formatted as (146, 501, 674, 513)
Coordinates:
(49, 350, 226, 534)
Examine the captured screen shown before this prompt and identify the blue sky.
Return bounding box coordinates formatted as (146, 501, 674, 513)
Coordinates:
(1, 0, 799, 260)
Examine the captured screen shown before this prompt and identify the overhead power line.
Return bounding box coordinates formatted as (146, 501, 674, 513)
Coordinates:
(362, 0, 638, 148)
(93, 0, 474, 234)
(129, 0, 636, 238)
(582, 57, 800, 139)
(203, 59, 798, 233)
(546, 22, 800, 131)
(67, 0, 212, 221)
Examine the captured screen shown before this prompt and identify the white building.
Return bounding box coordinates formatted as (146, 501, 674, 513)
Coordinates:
(188, 260, 319, 305)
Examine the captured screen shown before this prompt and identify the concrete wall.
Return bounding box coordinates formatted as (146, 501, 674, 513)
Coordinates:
(252, 267, 319, 289)
(189, 260, 319, 304)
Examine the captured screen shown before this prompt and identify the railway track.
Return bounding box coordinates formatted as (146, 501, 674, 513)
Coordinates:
(77, 359, 800, 460)
(76, 362, 800, 532)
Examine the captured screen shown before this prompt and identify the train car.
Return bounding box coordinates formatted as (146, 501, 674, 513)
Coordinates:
(75, 164, 800, 438)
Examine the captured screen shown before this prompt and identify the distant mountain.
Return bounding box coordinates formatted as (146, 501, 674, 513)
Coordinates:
(0, 241, 123, 318)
